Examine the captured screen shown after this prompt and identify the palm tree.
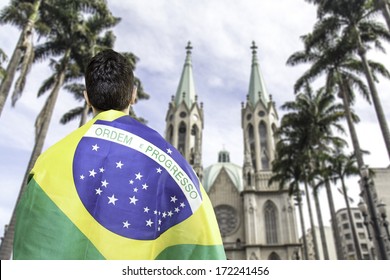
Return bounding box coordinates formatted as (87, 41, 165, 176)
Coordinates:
(372, 0, 390, 32)
(0, 49, 7, 81)
(306, 0, 390, 31)
(269, 141, 309, 260)
(311, 153, 346, 260)
(287, 30, 390, 169)
(0, 0, 114, 260)
(330, 150, 363, 259)
(0, 0, 42, 115)
(307, 0, 390, 162)
(278, 84, 348, 259)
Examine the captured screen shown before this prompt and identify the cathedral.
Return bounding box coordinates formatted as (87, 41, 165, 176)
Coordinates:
(164, 42, 301, 260)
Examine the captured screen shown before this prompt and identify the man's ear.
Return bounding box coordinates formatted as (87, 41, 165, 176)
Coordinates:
(130, 85, 138, 105)
(83, 90, 91, 106)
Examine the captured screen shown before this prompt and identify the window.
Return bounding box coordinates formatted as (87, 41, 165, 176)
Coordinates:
(347, 244, 354, 252)
(268, 252, 280, 260)
(361, 243, 368, 251)
(354, 212, 362, 219)
(259, 121, 269, 170)
(214, 205, 238, 236)
(356, 222, 363, 228)
(248, 124, 257, 170)
(341, 213, 348, 221)
(189, 125, 199, 165)
(167, 125, 174, 144)
(178, 122, 186, 155)
(345, 233, 351, 240)
(343, 223, 349, 230)
(358, 232, 366, 239)
(265, 201, 278, 244)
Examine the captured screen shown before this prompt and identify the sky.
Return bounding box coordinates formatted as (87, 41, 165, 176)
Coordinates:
(0, 0, 389, 239)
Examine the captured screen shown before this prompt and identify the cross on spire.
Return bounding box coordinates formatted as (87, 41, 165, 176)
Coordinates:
(251, 41, 258, 55)
(186, 41, 193, 54)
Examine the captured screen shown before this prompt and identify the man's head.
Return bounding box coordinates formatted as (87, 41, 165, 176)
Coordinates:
(85, 49, 137, 113)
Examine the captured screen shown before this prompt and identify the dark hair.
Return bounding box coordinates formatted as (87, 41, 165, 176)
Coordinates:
(85, 49, 135, 111)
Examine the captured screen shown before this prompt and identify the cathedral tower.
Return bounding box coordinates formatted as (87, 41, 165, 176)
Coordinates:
(165, 42, 204, 179)
(242, 41, 278, 190)
(240, 42, 300, 260)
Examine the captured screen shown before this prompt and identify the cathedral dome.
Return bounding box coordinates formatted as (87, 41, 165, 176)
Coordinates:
(203, 150, 243, 193)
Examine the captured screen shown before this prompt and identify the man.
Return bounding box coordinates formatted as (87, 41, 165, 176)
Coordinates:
(13, 49, 226, 260)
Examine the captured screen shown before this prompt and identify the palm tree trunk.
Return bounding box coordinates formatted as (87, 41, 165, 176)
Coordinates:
(296, 189, 309, 260)
(313, 187, 329, 259)
(341, 177, 363, 259)
(79, 101, 89, 127)
(304, 179, 319, 259)
(0, 0, 41, 116)
(0, 34, 23, 116)
(338, 79, 364, 169)
(378, 0, 390, 32)
(324, 179, 344, 259)
(355, 28, 390, 162)
(0, 52, 68, 259)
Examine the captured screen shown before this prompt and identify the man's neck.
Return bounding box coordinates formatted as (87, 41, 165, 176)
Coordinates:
(92, 106, 130, 117)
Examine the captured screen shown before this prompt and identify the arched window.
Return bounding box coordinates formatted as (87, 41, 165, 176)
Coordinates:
(178, 122, 186, 155)
(167, 125, 174, 144)
(247, 124, 257, 170)
(190, 124, 199, 164)
(259, 121, 269, 170)
(264, 200, 278, 244)
(268, 252, 281, 260)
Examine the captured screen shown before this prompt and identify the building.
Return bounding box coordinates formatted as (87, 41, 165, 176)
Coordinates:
(334, 207, 374, 260)
(371, 167, 390, 258)
(301, 226, 337, 260)
(165, 42, 301, 260)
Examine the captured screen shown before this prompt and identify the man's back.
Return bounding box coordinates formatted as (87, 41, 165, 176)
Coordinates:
(13, 110, 226, 259)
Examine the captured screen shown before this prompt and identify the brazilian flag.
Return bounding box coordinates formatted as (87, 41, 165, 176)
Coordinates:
(13, 110, 226, 260)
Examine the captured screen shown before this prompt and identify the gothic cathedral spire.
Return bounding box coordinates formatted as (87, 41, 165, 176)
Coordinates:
(242, 41, 278, 190)
(247, 41, 270, 108)
(240, 42, 300, 260)
(165, 41, 204, 180)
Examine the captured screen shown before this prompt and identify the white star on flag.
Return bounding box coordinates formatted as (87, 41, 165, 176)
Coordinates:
(95, 188, 102, 195)
(142, 183, 149, 190)
(92, 144, 100, 151)
(89, 169, 97, 177)
(101, 180, 109, 187)
(135, 172, 143, 180)
(116, 161, 124, 169)
(146, 219, 154, 227)
(123, 221, 130, 228)
(170, 196, 178, 203)
(144, 207, 150, 213)
(108, 194, 118, 205)
(99, 167, 105, 173)
(129, 195, 138, 205)
(80, 175, 85, 180)
(166, 148, 172, 154)
(156, 167, 162, 173)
